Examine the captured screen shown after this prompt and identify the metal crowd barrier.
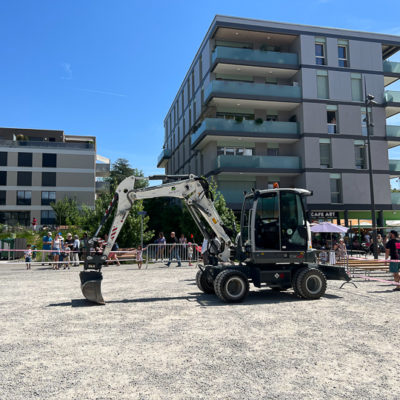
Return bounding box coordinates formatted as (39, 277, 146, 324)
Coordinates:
(145, 243, 201, 268)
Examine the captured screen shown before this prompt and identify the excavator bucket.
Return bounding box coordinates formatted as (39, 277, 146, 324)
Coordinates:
(79, 271, 105, 305)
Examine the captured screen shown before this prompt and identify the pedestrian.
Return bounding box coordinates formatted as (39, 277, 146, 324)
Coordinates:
(108, 241, 120, 266)
(187, 242, 193, 266)
(63, 246, 71, 269)
(25, 244, 32, 270)
(337, 238, 347, 261)
(80, 233, 89, 261)
(32, 217, 37, 232)
(41, 231, 52, 265)
(136, 245, 147, 269)
(155, 232, 166, 261)
(385, 230, 400, 291)
(179, 233, 187, 259)
(201, 237, 209, 265)
(72, 234, 80, 266)
(165, 231, 181, 267)
(52, 233, 61, 270)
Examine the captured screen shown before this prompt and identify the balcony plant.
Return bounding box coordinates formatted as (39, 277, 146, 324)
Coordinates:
(234, 116, 243, 123)
(255, 118, 264, 125)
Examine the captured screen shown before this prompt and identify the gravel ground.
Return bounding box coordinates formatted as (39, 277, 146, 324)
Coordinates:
(0, 261, 399, 400)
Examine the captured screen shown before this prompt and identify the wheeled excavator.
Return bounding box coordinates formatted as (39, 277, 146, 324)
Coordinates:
(79, 174, 350, 304)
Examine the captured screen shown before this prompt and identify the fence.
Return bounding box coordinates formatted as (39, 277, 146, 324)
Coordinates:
(144, 243, 201, 268)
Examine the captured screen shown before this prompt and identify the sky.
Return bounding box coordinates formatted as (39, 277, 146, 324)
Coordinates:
(1, 0, 400, 179)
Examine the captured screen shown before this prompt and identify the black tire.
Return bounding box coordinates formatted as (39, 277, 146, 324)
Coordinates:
(196, 268, 215, 294)
(296, 268, 327, 300)
(214, 269, 249, 303)
(291, 268, 305, 298)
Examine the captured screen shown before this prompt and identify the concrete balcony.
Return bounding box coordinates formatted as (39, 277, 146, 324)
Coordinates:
(384, 90, 400, 118)
(205, 80, 302, 103)
(0, 139, 95, 150)
(212, 46, 298, 67)
(157, 148, 172, 168)
(387, 125, 400, 137)
(389, 159, 400, 177)
(192, 118, 299, 148)
(383, 60, 400, 86)
(391, 192, 400, 205)
(216, 154, 301, 172)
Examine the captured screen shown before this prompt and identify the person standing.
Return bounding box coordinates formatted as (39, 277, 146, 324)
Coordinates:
(385, 230, 400, 291)
(156, 232, 166, 261)
(165, 231, 181, 267)
(52, 233, 61, 270)
(32, 217, 37, 232)
(72, 235, 80, 266)
(24, 244, 32, 270)
(41, 232, 52, 265)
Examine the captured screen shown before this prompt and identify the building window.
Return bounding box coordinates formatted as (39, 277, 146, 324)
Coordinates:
(351, 73, 363, 101)
(330, 173, 342, 203)
(320, 139, 332, 168)
(42, 153, 57, 168)
(42, 172, 56, 187)
(0, 190, 5, 205)
(189, 107, 192, 128)
(41, 191, 56, 205)
(199, 55, 203, 81)
(338, 40, 349, 67)
(0, 211, 30, 226)
(18, 152, 32, 167)
(17, 191, 31, 205)
(193, 100, 197, 122)
(317, 70, 329, 99)
(315, 37, 326, 65)
(267, 143, 279, 156)
(17, 171, 32, 186)
(217, 147, 253, 156)
(354, 140, 367, 169)
(41, 210, 56, 225)
(0, 152, 7, 166)
(191, 70, 195, 98)
(201, 88, 204, 107)
(0, 171, 6, 186)
(187, 80, 190, 101)
(327, 106, 337, 134)
(181, 90, 184, 112)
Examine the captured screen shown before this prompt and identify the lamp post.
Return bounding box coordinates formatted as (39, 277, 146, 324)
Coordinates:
(365, 93, 378, 259)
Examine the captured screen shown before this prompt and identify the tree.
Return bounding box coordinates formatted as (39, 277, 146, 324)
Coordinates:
(51, 197, 82, 226)
(106, 158, 147, 192)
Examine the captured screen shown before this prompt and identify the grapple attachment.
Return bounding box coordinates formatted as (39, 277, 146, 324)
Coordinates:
(80, 270, 105, 305)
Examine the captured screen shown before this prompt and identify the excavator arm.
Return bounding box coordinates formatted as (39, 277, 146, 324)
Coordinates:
(80, 174, 234, 304)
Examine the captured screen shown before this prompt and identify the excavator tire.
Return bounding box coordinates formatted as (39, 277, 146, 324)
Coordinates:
(80, 271, 105, 305)
(291, 267, 306, 298)
(296, 268, 327, 300)
(214, 269, 249, 303)
(196, 268, 215, 294)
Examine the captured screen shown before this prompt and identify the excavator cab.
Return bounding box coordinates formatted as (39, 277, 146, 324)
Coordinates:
(240, 188, 313, 263)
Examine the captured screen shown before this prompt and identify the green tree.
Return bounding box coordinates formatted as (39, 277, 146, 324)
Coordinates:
(51, 197, 82, 226)
(106, 158, 147, 192)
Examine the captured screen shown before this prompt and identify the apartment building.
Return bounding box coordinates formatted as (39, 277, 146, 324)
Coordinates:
(0, 127, 110, 226)
(158, 16, 400, 225)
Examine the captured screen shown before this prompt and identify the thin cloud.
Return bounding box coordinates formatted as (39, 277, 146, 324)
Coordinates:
(61, 62, 72, 80)
(75, 87, 127, 97)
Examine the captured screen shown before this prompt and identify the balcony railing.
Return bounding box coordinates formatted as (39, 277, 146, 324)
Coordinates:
(96, 181, 110, 192)
(389, 159, 400, 172)
(205, 80, 302, 101)
(384, 91, 400, 103)
(157, 148, 172, 167)
(212, 46, 298, 66)
(386, 125, 400, 138)
(96, 163, 110, 176)
(383, 60, 400, 74)
(216, 155, 301, 170)
(392, 192, 400, 205)
(192, 118, 299, 144)
(0, 139, 95, 150)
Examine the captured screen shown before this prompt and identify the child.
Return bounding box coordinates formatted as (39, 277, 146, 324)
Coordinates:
(25, 244, 32, 270)
(187, 242, 193, 266)
(136, 245, 146, 269)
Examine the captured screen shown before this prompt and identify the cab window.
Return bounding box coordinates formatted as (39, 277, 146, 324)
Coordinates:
(255, 193, 280, 250)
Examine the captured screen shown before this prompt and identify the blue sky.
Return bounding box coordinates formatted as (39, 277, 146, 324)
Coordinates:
(1, 0, 400, 178)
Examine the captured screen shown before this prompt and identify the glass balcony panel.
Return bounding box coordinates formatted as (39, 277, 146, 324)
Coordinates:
(212, 46, 298, 66)
(383, 61, 400, 74)
(384, 91, 400, 103)
(192, 118, 299, 144)
(216, 155, 300, 169)
(389, 159, 400, 172)
(205, 80, 301, 101)
(157, 148, 172, 164)
(386, 125, 400, 137)
(327, 124, 337, 134)
(391, 192, 400, 205)
(0, 139, 94, 150)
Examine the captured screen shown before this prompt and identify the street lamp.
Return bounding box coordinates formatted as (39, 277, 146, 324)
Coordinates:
(364, 93, 378, 259)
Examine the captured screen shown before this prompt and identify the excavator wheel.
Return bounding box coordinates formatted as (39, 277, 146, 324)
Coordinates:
(214, 269, 249, 303)
(80, 271, 105, 305)
(196, 268, 215, 294)
(296, 268, 327, 300)
(291, 267, 305, 298)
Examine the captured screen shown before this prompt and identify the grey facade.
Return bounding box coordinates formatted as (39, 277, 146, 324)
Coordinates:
(158, 16, 400, 221)
(0, 127, 110, 226)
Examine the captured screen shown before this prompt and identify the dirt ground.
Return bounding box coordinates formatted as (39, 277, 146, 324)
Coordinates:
(0, 261, 399, 400)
